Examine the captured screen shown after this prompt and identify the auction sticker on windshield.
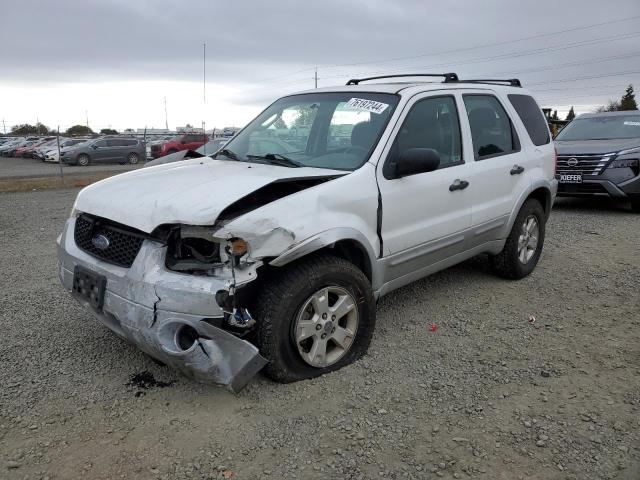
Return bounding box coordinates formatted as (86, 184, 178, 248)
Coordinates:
(346, 98, 389, 114)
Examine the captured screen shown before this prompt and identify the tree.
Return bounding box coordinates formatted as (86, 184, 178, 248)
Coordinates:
(551, 110, 559, 121)
(66, 125, 93, 135)
(100, 128, 118, 135)
(619, 84, 637, 111)
(595, 99, 620, 113)
(11, 122, 50, 135)
(565, 106, 575, 122)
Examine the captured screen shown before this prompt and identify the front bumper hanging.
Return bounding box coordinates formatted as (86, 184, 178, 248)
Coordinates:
(57, 217, 266, 392)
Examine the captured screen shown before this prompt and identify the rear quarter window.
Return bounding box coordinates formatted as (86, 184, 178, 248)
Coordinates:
(508, 94, 550, 146)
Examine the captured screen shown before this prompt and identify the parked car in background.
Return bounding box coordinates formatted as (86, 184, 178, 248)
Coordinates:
(58, 74, 556, 390)
(145, 135, 177, 159)
(43, 139, 90, 162)
(195, 138, 228, 155)
(0, 138, 26, 156)
(60, 137, 145, 166)
(13, 140, 41, 157)
(150, 133, 208, 158)
(555, 111, 640, 212)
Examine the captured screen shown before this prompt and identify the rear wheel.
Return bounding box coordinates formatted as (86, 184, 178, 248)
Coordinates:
(490, 198, 545, 279)
(77, 154, 90, 166)
(127, 152, 139, 164)
(253, 254, 376, 383)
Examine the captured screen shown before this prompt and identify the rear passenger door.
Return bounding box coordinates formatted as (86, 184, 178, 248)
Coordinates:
(461, 92, 532, 236)
(107, 139, 127, 162)
(378, 94, 472, 279)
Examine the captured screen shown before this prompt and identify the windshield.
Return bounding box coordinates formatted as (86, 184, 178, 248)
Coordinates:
(217, 92, 399, 170)
(556, 114, 640, 141)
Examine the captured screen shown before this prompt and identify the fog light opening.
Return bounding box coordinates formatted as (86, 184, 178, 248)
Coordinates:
(175, 324, 199, 352)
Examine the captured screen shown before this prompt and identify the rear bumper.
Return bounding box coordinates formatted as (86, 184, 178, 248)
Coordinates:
(57, 217, 266, 391)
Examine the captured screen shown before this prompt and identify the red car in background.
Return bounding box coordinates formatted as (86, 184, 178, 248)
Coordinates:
(150, 133, 208, 159)
(15, 138, 55, 158)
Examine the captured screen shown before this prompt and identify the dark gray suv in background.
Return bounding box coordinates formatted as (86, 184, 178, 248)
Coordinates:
(61, 137, 145, 166)
(555, 111, 640, 212)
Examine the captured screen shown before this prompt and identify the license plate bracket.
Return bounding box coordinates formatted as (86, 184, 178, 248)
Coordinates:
(559, 173, 583, 184)
(72, 266, 106, 311)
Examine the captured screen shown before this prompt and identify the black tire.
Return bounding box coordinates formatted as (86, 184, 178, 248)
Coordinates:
(77, 153, 90, 166)
(630, 198, 640, 213)
(127, 152, 139, 164)
(490, 198, 545, 279)
(253, 254, 376, 383)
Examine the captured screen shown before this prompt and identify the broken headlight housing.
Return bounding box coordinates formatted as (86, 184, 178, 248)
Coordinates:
(165, 226, 250, 273)
(166, 226, 224, 272)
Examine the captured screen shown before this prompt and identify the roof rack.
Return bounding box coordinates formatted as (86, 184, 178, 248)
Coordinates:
(346, 73, 459, 85)
(344, 73, 522, 88)
(457, 78, 522, 87)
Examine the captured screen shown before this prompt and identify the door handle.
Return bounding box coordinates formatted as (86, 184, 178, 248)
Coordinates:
(510, 165, 525, 175)
(449, 179, 469, 191)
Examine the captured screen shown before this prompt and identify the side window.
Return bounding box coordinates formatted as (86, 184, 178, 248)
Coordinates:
(94, 140, 107, 147)
(124, 139, 138, 146)
(106, 139, 123, 147)
(390, 96, 462, 169)
(463, 95, 519, 159)
(507, 94, 550, 146)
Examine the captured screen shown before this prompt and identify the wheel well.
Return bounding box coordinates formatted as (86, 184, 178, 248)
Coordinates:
(529, 187, 551, 218)
(325, 239, 372, 282)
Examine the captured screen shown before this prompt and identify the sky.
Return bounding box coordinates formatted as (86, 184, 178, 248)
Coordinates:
(0, 0, 639, 133)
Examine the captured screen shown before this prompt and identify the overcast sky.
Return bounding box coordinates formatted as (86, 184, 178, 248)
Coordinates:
(1, 0, 639, 132)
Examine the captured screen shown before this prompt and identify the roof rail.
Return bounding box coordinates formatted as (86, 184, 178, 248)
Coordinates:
(346, 73, 459, 85)
(458, 78, 522, 87)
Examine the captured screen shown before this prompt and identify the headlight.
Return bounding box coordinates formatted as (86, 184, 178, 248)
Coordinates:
(227, 238, 248, 256)
(609, 158, 639, 169)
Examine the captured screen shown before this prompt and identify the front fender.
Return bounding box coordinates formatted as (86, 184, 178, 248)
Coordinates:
(269, 227, 382, 291)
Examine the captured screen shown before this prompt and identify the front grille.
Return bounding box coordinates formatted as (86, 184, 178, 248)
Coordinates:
(556, 154, 610, 176)
(74, 214, 146, 267)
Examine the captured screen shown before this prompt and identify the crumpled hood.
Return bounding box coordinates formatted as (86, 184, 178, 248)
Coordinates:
(74, 157, 345, 233)
(555, 138, 640, 155)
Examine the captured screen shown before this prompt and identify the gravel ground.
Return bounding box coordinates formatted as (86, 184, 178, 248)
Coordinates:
(1, 189, 638, 480)
(0, 157, 142, 179)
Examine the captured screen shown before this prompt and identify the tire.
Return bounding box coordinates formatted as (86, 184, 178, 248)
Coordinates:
(253, 254, 376, 383)
(630, 198, 640, 213)
(77, 153, 90, 166)
(127, 152, 139, 164)
(490, 198, 545, 279)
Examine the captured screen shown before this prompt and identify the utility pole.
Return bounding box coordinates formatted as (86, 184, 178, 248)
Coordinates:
(314, 67, 318, 89)
(164, 96, 168, 130)
(2, 118, 5, 134)
(85, 110, 89, 129)
(203, 42, 207, 155)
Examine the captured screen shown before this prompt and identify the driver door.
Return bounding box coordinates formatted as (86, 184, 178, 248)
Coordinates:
(378, 93, 473, 280)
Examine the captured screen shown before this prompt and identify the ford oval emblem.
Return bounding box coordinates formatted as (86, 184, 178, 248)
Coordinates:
(567, 157, 579, 167)
(91, 234, 110, 250)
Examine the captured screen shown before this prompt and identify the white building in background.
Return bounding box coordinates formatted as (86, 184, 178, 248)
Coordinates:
(136, 128, 172, 135)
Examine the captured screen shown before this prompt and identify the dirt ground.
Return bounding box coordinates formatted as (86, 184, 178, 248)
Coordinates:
(0, 189, 638, 480)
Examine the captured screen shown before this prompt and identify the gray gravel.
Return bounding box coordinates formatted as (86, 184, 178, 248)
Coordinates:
(0, 156, 142, 179)
(1, 190, 639, 480)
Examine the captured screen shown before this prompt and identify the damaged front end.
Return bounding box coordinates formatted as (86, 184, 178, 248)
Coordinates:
(57, 216, 267, 392)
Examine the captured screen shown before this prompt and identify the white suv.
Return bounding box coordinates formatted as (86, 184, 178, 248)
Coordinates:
(57, 73, 557, 391)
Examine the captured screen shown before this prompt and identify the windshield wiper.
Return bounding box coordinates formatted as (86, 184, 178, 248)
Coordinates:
(216, 148, 242, 161)
(247, 153, 303, 168)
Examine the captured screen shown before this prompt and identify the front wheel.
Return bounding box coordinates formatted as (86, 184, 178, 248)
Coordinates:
(127, 152, 139, 164)
(253, 254, 376, 383)
(77, 154, 90, 166)
(490, 198, 545, 279)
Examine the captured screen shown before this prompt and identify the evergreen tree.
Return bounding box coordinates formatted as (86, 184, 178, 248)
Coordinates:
(619, 85, 637, 111)
(565, 106, 575, 121)
(551, 110, 559, 120)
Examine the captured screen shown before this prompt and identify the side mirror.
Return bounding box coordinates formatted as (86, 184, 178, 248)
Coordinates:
(91, 144, 98, 149)
(389, 148, 440, 178)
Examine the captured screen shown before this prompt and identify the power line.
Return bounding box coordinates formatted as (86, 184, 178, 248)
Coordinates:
(321, 14, 640, 69)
